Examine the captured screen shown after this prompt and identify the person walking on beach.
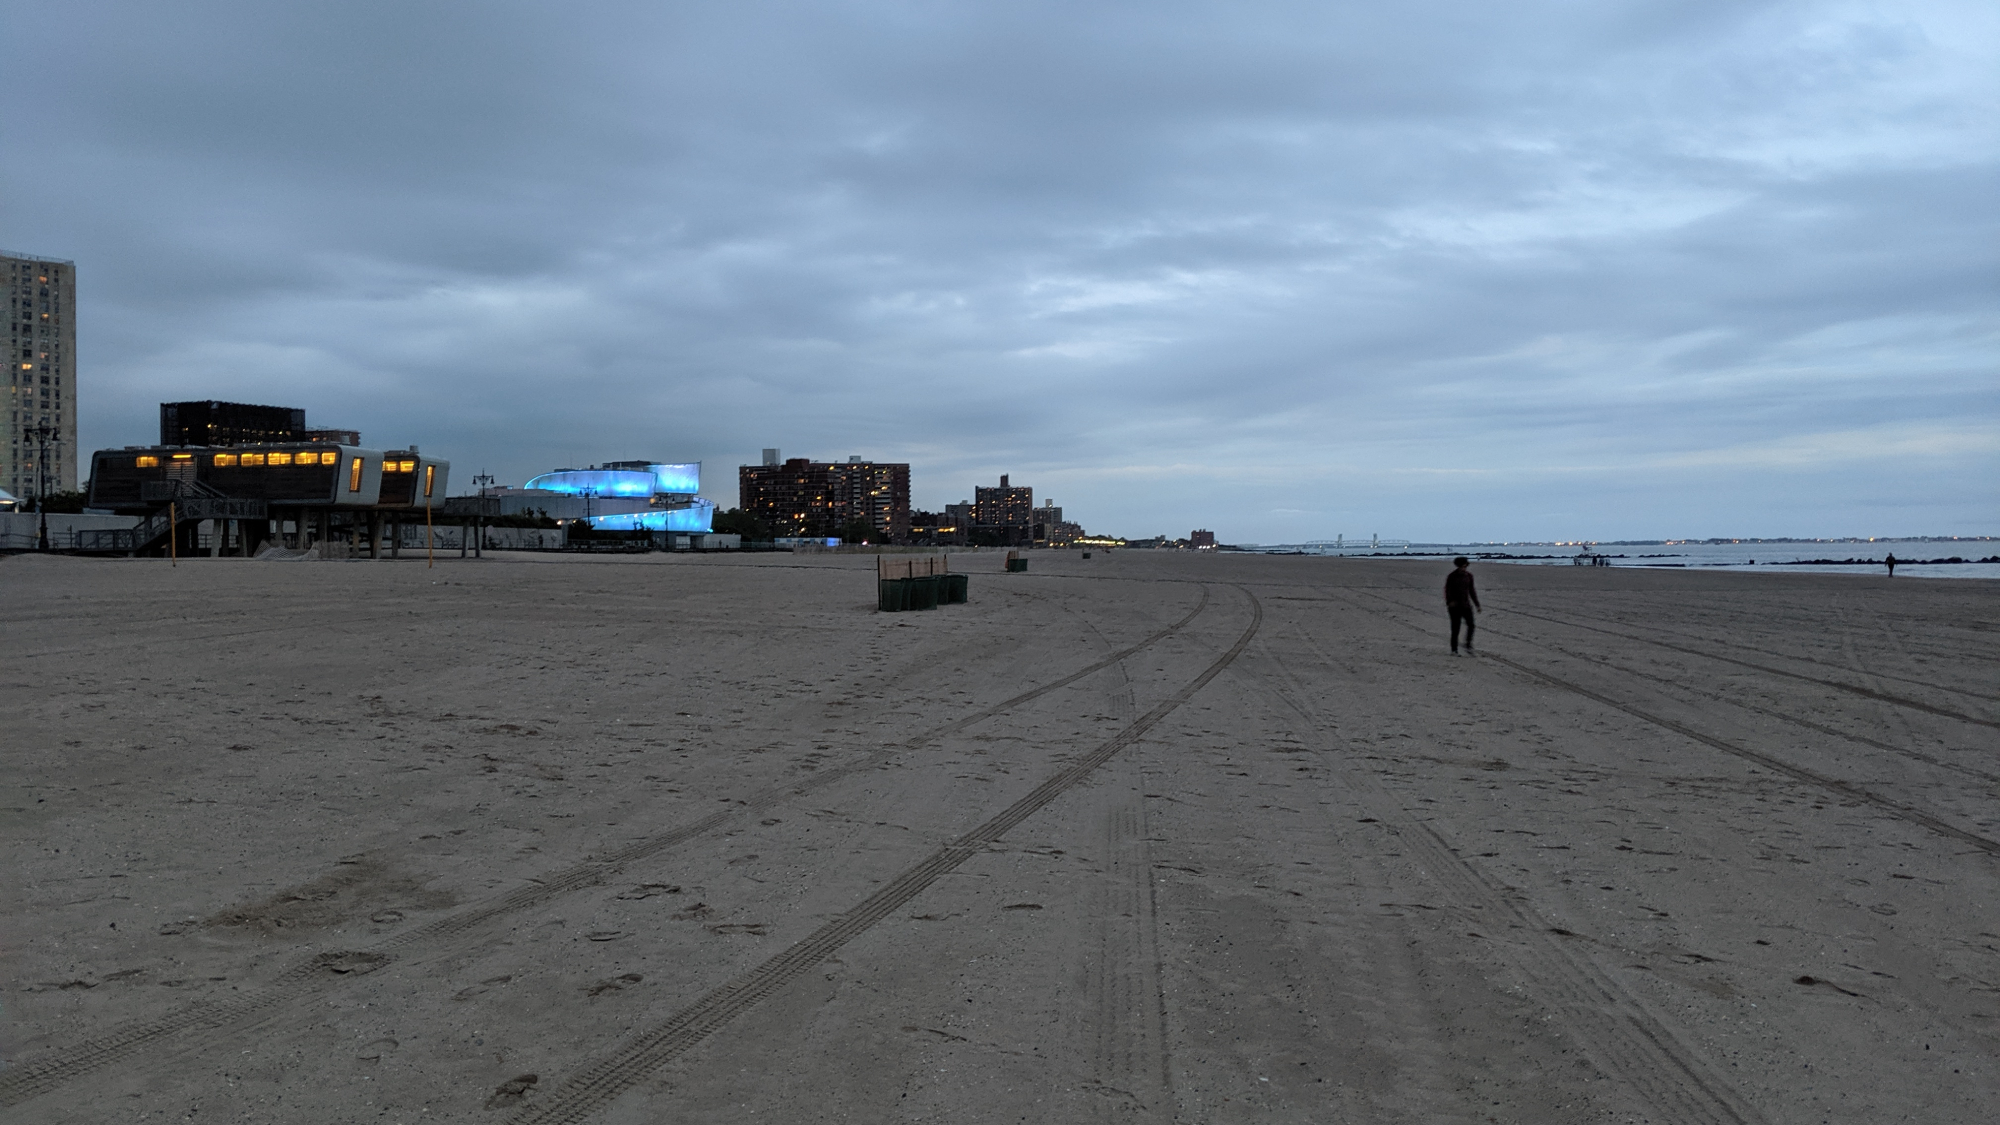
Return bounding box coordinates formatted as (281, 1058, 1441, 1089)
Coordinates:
(1886, 552, 1897, 577)
(1445, 557, 1481, 655)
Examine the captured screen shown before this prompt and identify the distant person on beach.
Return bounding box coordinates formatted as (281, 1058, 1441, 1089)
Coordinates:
(1445, 557, 1481, 654)
(1886, 553, 1897, 577)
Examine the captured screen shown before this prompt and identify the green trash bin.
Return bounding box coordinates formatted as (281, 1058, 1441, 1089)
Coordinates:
(878, 578, 911, 612)
(1006, 558, 1027, 573)
(908, 574, 940, 610)
(944, 573, 969, 603)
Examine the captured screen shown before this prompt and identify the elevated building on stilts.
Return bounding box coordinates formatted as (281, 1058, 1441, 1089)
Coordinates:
(80, 442, 448, 558)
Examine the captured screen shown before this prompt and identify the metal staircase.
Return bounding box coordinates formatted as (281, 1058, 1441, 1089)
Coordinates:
(75, 480, 269, 554)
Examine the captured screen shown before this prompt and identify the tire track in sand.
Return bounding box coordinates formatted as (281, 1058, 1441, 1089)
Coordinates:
(1489, 602, 2000, 720)
(504, 586, 1261, 1125)
(1262, 606, 1768, 1125)
(1440, 624, 2000, 789)
(1078, 780, 1174, 1123)
(0, 588, 1212, 1112)
(1343, 588, 2000, 858)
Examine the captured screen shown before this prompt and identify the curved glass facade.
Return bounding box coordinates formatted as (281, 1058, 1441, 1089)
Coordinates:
(587, 499, 716, 532)
(517, 462, 712, 530)
(523, 463, 702, 496)
(642, 463, 701, 494)
(522, 469, 659, 497)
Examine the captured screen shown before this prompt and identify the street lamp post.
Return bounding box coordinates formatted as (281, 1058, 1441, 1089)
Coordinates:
(30, 421, 59, 551)
(470, 472, 496, 558)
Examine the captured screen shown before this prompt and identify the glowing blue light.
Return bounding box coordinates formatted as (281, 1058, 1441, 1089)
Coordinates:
(524, 469, 659, 497)
(645, 463, 701, 494)
(586, 500, 716, 533)
(523, 463, 700, 496)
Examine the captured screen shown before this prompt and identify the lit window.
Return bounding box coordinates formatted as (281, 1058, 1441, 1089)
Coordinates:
(423, 464, 435, 497)
(135, 455, 159, 468)
(241, 452, 265, 467)
(214, 453, 238, 467)
(348, 458, 364, 492)
(269, 451, 293, 466)
(323, 450, 339, 465)
(171, 453, 193, 462)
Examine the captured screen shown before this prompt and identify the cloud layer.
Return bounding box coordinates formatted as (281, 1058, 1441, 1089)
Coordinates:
(7, 0, 1995, 539)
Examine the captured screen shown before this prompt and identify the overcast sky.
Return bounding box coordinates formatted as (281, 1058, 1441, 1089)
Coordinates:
(6, 0, 1995, 541)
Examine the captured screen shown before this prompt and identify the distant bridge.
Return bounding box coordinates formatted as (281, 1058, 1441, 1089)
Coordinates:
(1298, 536, 1410, 553)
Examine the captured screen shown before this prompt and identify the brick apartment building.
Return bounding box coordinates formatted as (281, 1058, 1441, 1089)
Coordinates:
(739, 453, 910, 542)
(973, 474, 1033, 545)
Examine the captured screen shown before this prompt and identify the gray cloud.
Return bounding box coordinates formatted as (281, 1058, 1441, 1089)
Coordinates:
(6, 0, 1994, 540)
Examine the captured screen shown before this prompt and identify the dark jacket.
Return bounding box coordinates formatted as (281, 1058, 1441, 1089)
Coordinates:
(1444, 568, 1480, 609)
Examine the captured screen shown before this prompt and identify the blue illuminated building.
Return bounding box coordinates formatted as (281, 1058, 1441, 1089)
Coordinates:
(523, 468, 658, 498)
(490, 460, 714, 531)
(586, 509, 714, 532)
(523, 462, 703, 498)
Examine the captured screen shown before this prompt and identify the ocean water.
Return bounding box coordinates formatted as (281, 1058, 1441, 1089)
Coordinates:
(1251, 539, 2000, 580)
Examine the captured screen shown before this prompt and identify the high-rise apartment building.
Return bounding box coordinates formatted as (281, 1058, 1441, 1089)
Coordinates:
(739, 455, 911, 542)
(1032, 500, 1084, 545)
(974, 474, 1033, 540)
(4, 252, 77, 500)
(1032, 501, 1062, 541)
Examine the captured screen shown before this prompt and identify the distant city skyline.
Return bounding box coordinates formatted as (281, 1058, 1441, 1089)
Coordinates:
(7, 2, 1994, 541)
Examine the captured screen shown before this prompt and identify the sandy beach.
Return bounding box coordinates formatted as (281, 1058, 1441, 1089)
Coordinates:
(2, 549, 1995, 1124)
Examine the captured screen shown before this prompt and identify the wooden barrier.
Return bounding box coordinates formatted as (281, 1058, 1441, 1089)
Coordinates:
(878, 554, 950, 580)
(876, 555, 966, 610)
